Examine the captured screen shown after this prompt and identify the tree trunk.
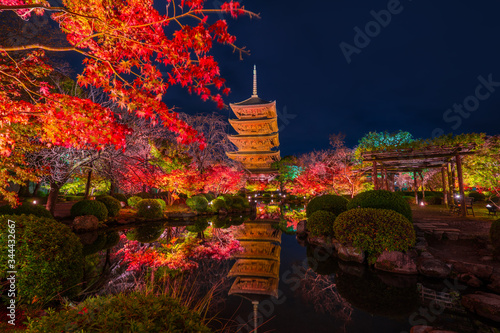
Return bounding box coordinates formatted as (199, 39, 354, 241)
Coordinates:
(46, 182, 60, 216)
(84, 169, 92, 199)
(109, 181, 116, 195)
(32, 182, 41, 197)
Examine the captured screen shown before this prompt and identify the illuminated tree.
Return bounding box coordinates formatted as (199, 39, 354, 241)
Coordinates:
(0, 0, 255, 204)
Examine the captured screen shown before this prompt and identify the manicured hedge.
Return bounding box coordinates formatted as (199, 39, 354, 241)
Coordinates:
(136, 199, 164, 219)
(211, 198, 227, 211)
(468, 191, 486, 202)
(306, 194, 349, 217)
(0, 202, 53, 218)
(333, 208, 415, 262)
(71, 200, 108, 221)
(186, 195, 208, 212)
(127, 196, 143, 208)
(25, 292, 211, 333)
(347, 190, 412, 222)
(307, 210, 336, 237)
(0, 215, 84, 304)
(155, 198, 167, 211)
(97, 195, 122, 217)
(111, 193, 128, 203)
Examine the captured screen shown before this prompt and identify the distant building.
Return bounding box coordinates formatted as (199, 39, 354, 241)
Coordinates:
(226, 66, 281, 180)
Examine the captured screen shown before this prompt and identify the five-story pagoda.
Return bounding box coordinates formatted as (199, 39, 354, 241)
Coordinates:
(226, 66, 280, 176)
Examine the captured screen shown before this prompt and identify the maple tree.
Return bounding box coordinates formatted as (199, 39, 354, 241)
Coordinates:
(0, 0, 256, 205)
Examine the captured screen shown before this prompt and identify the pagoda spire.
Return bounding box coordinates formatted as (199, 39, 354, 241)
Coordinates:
(252, 65, 258, 97)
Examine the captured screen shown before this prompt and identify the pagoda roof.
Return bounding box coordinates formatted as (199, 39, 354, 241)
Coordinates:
(228, 132, 279, 140)
(232, 96, 274, 106)
(226, 150, 280, 157)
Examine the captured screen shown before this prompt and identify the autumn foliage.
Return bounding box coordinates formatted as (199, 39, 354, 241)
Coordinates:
(0, 0, 254, 204)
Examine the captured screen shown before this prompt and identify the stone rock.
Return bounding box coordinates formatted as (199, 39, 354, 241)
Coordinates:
(296, 220, 306, 234)
(419, 251, 434, 260)
(462, 292, 500, 322)
(418, 259, 451, 278)
(72, 215, 99, 231)
(458, 273, 483, 288)
(377, 272, 418, 288)
(429, 330, 459, 333)
(449, 260, 493, 280)
(120, 201, 126, 208)
(337, 244, 365, 263)
(117, 218, 133, 224)
(410, 326, 433, 333)
(375, 251, 418, 275)
(487, 275, 500, 294)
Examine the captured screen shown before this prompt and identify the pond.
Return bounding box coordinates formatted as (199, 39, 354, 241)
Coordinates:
(78, 205, 496, 333)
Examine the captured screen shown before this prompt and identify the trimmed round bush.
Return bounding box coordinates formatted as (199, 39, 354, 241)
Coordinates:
(71, 199, 108, 221)
(347, 190, 412, 222)
(211, 198, 227, 211)
(0, 202, 53, 218)
(202, 192, 215, 202)
(307, 210, 336, 237)
(82, 233, 107, 256)
(136, 199, 163, 218)
(402, 196, 415, 205)
(26, 292, 211, 333)
(103, 231, 121, 249)
(111, 193, 127, 202)
(127, 196, 143, 208)
(186, 195, 208, 212)
(127, 223, 164, 243)
(231, 196, 246, 209)
(334, 208, 416, 262)
(97, 195, 121, 217)
(155, 198, 167, 211)
(0, 215, 84, 304)
(468, 191, 486, 202)
(490, 218, 500, 255)
(306, 194, 349, 217)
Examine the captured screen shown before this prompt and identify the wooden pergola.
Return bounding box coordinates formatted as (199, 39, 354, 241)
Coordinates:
(361, 144, 476, 216)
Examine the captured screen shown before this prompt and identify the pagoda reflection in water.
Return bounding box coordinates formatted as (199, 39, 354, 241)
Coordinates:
(228, 220, 282, 332)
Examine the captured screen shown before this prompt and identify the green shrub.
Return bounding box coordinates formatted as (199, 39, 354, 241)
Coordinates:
(490, 218, 500, 255)
(0, 202, 52, 218)
(97, 195, 121, 217)
(186, 195, 208, 212)
(402, 196, 415, 205)
(136, 192, 152, 199)
(334, 208, 415, 262)
(127, 196, 143, 208)
(231, 196, 246, 210)
(306, 194, 349, 217)
(155, 198, 167, 211)
(468, 191, 486, 202)
(307, 210, 336, 236)
(347, 190, 412, 222)
(111, 193, 128, 202)
(211, 198, 227, 211)
(71, 200, 108, 221)
(127, 223, 164, 243)
(26, 292, 211, 333)
(425, 196, 442, 205)
(202, 192, 215, 202)
(136, 199, 164, 219)
(0, 215, 83, 304)
(220, 194, 233, 207)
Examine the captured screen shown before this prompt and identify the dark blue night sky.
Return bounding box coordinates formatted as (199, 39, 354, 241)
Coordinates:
(168, 0, 500, 156)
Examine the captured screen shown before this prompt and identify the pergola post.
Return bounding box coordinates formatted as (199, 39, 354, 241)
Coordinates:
(419, 172, 425, 203)
(413, 171, 418, 204)
(447, 162, 454, 203)
(441, 166, 448, 206)
(383, 168, 388, 190)
(456, 155, 466, 216)
(373, 161, 378, 190)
